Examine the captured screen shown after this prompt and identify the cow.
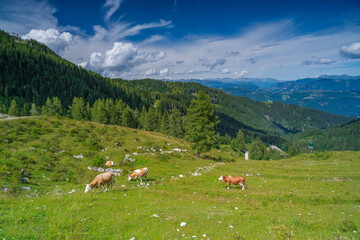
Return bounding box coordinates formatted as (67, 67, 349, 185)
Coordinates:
(85, 172, 116, 193)
(105, 161, 114, 167)
(219, 175, 245, 190)
(128, 167, 148, 181)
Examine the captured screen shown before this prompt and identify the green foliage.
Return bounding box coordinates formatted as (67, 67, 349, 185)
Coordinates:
(288, 119, 360, 152)
(91, 154, 106, 167)
(185, 91, 219, 157)
(288, 146, 298, 157)
(249, 137, 266, 160)
(230, 130, 246, 153)
(8, 99, 20, 116)
(168, 108, 184, 138)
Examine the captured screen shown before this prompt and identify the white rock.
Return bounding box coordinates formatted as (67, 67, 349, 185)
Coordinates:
(151, 214, 159, 218)
(68, 189, 75, 194)
(179, 175, 184, 178)
(203, 234, 206, 237)
(74, 154, 83, 158)
(228, 225, 233, 229)
(21, 187, 31, 190)
(180, 222, 187, 227)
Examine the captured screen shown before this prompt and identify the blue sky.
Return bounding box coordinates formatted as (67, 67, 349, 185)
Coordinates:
(0, 0, 360, 80)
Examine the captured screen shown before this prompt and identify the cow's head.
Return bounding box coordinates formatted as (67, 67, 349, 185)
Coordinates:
(219, 176, 224, 181)
(84, 184, 92, 193)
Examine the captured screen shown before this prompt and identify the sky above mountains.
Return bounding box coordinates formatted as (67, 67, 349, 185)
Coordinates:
(1, 0, 360, 80)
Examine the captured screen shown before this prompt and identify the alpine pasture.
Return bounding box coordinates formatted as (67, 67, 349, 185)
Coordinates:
(0, 117, 359, 239)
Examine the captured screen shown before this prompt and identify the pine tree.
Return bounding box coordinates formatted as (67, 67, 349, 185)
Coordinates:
(121, 106, 135, 128)
(52, 97, 63, 116)
(139, 105, 147, 129)
(160, 109, 170, 134)
(8, 99, 20, 116)
(185, 91, 219, 158)
(144, 107, 157, 131)
(169, 108, 184, 138)
(69, 97, 85, 120)
(231, 129, 246, 153)
(30, 103, 38, 116)
(249, 137, 266, 160)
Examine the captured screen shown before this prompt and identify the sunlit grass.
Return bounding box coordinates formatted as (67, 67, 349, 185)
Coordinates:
(0, 117, 359, 239)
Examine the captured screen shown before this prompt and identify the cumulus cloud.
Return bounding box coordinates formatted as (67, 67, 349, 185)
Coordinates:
(222, 68, 230, 73)
(199, 58, 226, 69)
(22, 28, 74, 52)
(234, 70, 248, 77)
(78, 62, 88, 68)
(159, 68, 169, 76)
(301, 58, 336, 66)
(340, 42, 360, 59)
(89, 42, 166, 73)
(145, 69, 156, 75)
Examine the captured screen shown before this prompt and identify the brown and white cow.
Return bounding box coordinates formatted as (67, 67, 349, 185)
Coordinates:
(85, 172, 116, 193)
(128, 167, 148, 181)
(105, 161, 114, 167)
(219, 175, 245, 190)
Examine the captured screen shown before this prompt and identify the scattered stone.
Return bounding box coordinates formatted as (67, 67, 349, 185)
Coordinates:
(74, 154, 83, 159)
(180, 222, 187, 227)
(68, 189, 75, 194)
(21, 187, 31, 190)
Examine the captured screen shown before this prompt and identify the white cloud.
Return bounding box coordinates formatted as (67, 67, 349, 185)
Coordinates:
(159, 68, 169, 76)
(89, 42, 166, 73)
(301, 58, 337, 66)
(78, 62, 88, 68)
(103, 0, 123, 22)
(222, 68, 230, 73)
(0, 0, 57, 35)
(145, 69, 156, 75)
(22, 28, 74, 52)
(340, 42, 360, 59)
(234, 70, 248, 77)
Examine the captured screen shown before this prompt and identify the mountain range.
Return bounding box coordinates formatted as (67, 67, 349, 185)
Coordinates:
(0, 29, 357, 150)
(185, 75, 360, 116)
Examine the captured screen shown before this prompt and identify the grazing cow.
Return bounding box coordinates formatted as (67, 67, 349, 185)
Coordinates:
(219, 175, 245, 190)
(128, 167, 148, 181)
(105, 161, 114, 167)
(85, 172, 115, 193)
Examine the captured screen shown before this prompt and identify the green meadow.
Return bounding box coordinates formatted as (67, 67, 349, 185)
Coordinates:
(1, 117, 359, 239)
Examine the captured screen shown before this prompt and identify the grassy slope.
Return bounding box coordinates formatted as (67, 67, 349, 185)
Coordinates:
(1, 118, 359, 239)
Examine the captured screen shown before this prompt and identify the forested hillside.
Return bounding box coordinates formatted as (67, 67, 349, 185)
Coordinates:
(287, 118, 360, 152)
(0, 30, 353, 148)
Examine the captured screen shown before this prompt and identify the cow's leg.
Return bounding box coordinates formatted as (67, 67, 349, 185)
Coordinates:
(227, 183, 231, 189)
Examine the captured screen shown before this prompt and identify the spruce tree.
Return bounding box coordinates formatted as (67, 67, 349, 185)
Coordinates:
(185, 91, 219, 158)
(30, 103, 38, 116)
(169, 108, 184, 138)
(160, 109, 170, 134)
(231, 129, 246, 153)
(249, 137, 266, 160)
(8, 99, 20, 116)
(69, 97, 85, 120)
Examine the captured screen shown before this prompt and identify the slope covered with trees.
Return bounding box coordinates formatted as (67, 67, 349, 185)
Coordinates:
(0, 30, 354, 149)
(287, 118, 360, 152)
